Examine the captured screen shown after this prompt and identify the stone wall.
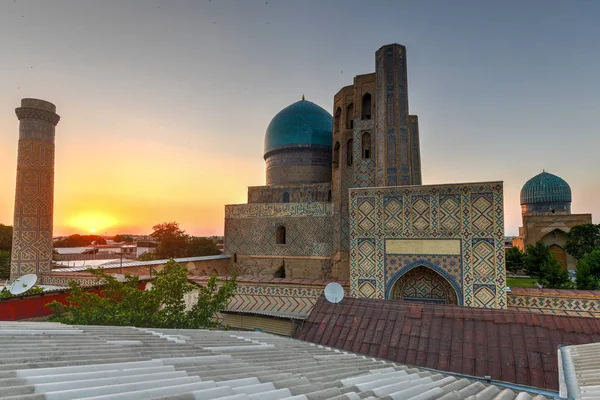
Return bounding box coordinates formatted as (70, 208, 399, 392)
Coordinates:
(349, 182, 506, 309)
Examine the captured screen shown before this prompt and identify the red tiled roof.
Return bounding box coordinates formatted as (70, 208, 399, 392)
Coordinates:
(295, 296, 600, 390)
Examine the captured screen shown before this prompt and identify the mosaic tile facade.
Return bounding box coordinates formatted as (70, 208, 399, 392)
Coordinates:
(248, 183, 331, 204)
(507, 289, 600, 318)
(349, 182, 506, 309)
(224, 203, 333, 257)
(10, 99, 60, 280)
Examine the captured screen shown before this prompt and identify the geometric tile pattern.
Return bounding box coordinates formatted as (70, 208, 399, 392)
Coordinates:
(224, 209, 333, 257)
(385, 254, 462, 303)
(472, 239, 495, 284)
(11, 101, 60, 279)
(383, 197, 403, 231)
(507, 288, 600, 317)
(349, 182, 506, 308)
(390, 266, 458, 304)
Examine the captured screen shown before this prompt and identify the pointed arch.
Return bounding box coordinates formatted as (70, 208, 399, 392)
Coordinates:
(275, 225, 286, 244)
(333, 141, 340, 166)
(361, 93, 372, 120)
(334, 107, 342, 133)
(282, 192, 290, 203)
(346, 103, 354, 129)
(361, 132, 371, 159)
(385, 260, 462, 305)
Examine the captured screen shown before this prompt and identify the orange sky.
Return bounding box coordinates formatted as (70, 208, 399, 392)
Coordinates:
(0, 1, 598, 237)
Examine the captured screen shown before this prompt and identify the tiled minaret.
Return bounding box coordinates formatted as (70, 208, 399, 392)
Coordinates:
(10, 98, 60, 280)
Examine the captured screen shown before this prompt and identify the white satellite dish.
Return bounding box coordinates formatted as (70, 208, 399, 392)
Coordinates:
(324, 282, 344, 304)
(9, 274, 38, 295)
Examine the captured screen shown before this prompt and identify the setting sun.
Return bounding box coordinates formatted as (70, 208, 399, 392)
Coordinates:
(65, 211, 118, 235)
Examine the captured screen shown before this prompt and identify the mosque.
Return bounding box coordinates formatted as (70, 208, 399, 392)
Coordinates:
(514, 171, 592, 270)
(224, 44, 507, 308)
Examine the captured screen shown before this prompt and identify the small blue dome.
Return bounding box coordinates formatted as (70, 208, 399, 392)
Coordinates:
(264, 99, 332, 157)
(520, 172, 572, 205)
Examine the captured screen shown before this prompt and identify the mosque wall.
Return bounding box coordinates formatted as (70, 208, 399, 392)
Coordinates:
(224, 202, 334, 278)
(349, 182, 507, 309)
(248, 183, 331, 204)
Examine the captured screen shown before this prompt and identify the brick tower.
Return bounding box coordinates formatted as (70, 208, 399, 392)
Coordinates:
(10, 98, 60, 280)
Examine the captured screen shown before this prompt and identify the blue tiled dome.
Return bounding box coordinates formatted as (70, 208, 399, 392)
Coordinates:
(264, 99, 332, 157)
(520, 172, 572, 205)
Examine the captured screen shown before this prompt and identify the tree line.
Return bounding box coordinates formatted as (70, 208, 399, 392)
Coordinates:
(506, 224, 600, 289)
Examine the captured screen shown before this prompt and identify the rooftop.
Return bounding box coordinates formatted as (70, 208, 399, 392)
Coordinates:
(0, 321, 552, 400)
(296, 296, 600, 391)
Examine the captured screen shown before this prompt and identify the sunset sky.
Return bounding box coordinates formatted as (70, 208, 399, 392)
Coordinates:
(0, 0, 598, 237)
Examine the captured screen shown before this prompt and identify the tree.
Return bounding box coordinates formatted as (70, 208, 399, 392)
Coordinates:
(565, 224, 600, 260)
(151, 222, 189, 259)
(53, 234, 107, 248)
(186, 237, 221, 257)
(0, 250, 10, 280)
(0, 224, 12, 251)
(538, 254, 571, 289)
(523, 241, 552, 278)
(48, 260, 238, 328)
(576, 249, 600, 290)
(113, 234, 134, 243)
(505, 247, 524, 275)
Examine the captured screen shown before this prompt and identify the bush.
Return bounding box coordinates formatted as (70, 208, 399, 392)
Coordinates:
(48, 260, 237, 329)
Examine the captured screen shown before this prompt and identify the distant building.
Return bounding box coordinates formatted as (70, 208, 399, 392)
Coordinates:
(516, 171, 592, 270)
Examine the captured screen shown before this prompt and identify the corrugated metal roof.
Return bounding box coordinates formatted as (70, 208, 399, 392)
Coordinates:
(50, 254, 230, 273)
(0, 321, 552, 399)
(559, 342, 600, 400)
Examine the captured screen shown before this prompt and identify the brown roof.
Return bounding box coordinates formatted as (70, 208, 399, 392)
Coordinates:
(295, 296, 600, 390)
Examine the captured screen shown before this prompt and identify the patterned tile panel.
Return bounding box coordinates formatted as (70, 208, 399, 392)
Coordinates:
(349, 182, 506, 308)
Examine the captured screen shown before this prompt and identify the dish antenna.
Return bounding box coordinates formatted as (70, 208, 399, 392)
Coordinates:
(324, 282, 344, 304)
(8, 274, 38, 295)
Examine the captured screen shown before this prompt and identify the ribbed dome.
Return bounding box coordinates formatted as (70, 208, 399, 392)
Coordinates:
(264, 99, 332, 158)
(520, 172, 572, 205)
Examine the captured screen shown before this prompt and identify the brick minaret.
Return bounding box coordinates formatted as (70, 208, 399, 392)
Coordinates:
(10, 98, 60, 280)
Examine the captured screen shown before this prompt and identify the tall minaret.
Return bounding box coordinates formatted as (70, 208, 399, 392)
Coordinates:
(10, 98, 60, 280)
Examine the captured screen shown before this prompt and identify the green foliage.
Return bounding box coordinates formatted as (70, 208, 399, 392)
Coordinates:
(48, 260, 238, 329)
(0, 285, 44, 299)
(565, 224, 600, 260)
(151, 222, 188, 259)
(538, 255, 572, 289)
(576, 249, 600, 290)
(523, 241, 552, 278)
(0, 250, 10, 280)
(505, 247, 524, 275)
(137, 252, 159, 261)
(186, 237, 221, 257)
(113, 234, 134, 243)
(0, 224, 12, 251)
(53, 234, 107, 248)
(150, 222, 222, 259)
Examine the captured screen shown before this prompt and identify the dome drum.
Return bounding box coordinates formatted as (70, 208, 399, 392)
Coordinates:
(265, 147, 332, 186)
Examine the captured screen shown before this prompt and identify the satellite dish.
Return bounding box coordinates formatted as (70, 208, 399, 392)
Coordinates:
(9, 274, 38, 295)
(324, 282, 344, 304)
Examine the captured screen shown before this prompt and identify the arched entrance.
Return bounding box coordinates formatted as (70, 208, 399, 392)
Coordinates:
(391, 266, 458, 305)
(549, 244, 568, 270)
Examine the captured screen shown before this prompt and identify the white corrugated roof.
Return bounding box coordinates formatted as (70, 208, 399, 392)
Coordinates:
(560, 342, 600, 400)
(0, 321, 552, 399)
(50, 254, 230, 273)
